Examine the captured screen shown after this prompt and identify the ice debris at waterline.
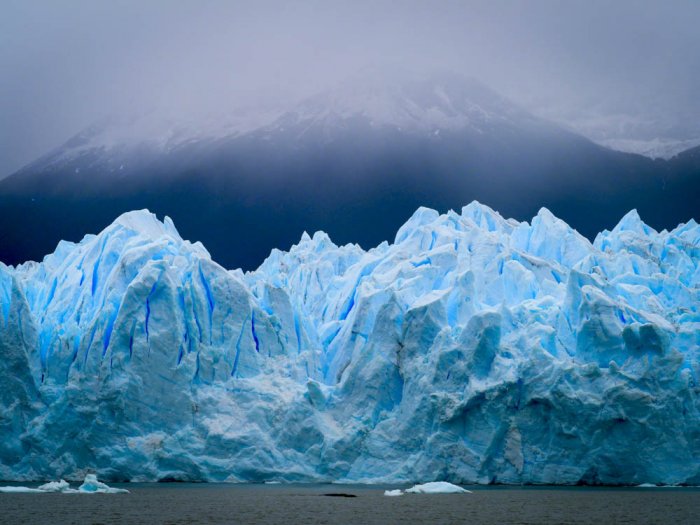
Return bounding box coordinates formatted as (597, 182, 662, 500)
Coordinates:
(405, 482, 471, 494)
(0, 475, 128, 494)
(37, 479, 71, 492)
(384, 482, 470, 496)
(0, 203, 698, 485)
(78, 474, 129, 493)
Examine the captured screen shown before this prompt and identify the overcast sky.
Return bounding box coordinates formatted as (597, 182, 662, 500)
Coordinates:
(2, 0, 700, 176)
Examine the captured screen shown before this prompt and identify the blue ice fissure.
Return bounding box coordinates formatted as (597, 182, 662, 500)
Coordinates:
(0, 285, 9, 324)
(199, 265, 215, 313)
(83, 323, 99, 366)
(102, 310, 117, 356)
(340, 293, 355, 321)
(145, 299, 151, 340)
(231, 316, 248, 377)
(91, 238, 107, 297)
(199, 266, 214, 345)
(128, 321, 136, 358)
(294, 313, 301, 353)
(70, 334, 80, 365)
(251, 312, 260, 353)
(39, 331, 51, 369)
(411, 257, 431, 268)
(323, 325, 342, 348)
(429, 230, 437, 250)
(188, 284, 203, 343)
(144, 279, 159, 341)
(192, 303, 203, 342)
(339, 260, 381, 322)
(340, 277, 364, 321)
(446, 295, 459, 327)
(77, 256, 86, 286)
(177, 289, 186, 313)
(102, 298, 122, 356)
(618, 310, 627, 324)
(91, 258, 100, 296)
(45, 278, 58, 309)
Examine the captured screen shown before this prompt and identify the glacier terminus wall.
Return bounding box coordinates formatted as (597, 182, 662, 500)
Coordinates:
(0, 202, 698, 484)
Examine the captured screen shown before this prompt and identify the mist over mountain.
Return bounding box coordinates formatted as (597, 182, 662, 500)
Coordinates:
(4, 1, 700, 177)
(1, 70, 697, 270)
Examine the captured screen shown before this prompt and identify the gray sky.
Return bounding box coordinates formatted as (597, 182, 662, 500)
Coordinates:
(2, 0, 700, 176)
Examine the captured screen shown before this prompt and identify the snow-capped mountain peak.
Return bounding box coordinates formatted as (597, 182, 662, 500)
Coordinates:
(277, 68, 534, 134)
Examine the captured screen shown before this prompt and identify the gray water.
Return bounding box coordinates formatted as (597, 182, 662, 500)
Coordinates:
(0, 483, 698, 525)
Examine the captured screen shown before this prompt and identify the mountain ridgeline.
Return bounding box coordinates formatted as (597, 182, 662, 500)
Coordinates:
(0, 71, 698, 270)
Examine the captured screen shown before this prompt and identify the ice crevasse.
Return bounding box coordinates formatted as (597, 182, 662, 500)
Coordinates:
(0, 202, 698, 485)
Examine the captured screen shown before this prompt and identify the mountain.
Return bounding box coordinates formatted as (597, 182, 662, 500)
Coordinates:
(0, 203, 697, 483)
(598, 137, 700, 160)
(0, 70, 697, 270)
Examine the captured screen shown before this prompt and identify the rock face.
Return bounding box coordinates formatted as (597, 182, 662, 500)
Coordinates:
(0, 202, 698, 484)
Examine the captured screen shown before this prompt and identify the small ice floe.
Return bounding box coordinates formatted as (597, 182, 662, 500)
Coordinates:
(0, 475, 128, 494)
(38, 480, 73, 492)
(78, 474, 129, 494)
(383, 481, 471, 496)
(0, 486, 45, 493)
(637, 483, 657, 488)
(405, 482, 471, 494)
(0, 480, 74, 494)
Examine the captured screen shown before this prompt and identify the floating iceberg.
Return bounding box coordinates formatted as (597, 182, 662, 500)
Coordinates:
(0, 475, 127, 494)
(37, 479, 71, 492)
(405, 482, 471, 494)
(0, 486, 45, 493)
(78, 474, 129, 494)
(0, 481, 72, 493)
(384, 481, 470, 495)
(384, 481, 471, 496)
(0, 203, 698, 485)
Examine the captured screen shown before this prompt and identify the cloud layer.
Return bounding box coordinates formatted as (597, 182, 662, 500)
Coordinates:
(2, 0, 699, 176)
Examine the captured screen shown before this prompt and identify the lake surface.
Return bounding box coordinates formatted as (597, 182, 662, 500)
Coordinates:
(0, 483, 698, 524)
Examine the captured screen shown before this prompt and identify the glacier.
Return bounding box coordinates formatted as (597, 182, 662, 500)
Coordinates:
(0, 202, 698, 485)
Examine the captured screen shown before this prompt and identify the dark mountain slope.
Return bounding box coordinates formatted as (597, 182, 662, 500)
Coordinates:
(0, 73, 693, 269)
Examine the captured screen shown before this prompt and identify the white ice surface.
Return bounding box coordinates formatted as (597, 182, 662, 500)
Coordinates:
(405, 482, 471, 494)
(0, 475, 127, 494)
(0, 202, 698, 485)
